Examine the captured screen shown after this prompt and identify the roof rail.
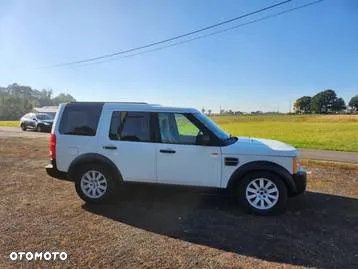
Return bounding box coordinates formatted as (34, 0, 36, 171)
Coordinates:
(68, 101, 148, 104)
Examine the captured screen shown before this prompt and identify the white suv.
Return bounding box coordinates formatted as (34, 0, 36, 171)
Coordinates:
(46, 102, 306, 215)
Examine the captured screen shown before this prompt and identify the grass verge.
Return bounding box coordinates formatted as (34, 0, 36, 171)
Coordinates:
(211, 114, 358, 152)
(0, 121, 19, 127)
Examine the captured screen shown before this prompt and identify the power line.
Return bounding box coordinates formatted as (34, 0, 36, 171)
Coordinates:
(41, 0, 293, 68)
(76, 0, 324, 67)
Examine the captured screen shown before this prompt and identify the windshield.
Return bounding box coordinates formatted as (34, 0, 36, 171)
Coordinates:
(36, 114, 52, 120)
(194, 113, 230, 141)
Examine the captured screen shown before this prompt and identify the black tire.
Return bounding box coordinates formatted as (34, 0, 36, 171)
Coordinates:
(74, 163, 119, 204)
(235, 171, 287, 215)
(36, 125, 43, 132)
(20, 124, 26, 131)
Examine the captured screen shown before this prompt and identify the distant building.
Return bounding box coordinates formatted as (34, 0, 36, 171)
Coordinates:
(250, 111, 263, 115)
(264, 111, 281, 114)
(33, 106, 58, 118)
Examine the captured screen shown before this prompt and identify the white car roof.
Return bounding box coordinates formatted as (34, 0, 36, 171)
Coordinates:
(102, 102, 199, 113)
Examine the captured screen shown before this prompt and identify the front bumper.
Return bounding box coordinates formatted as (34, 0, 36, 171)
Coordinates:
(292, 170, 307, 195)
(46, 161, 68, 180)
(42, 124, 53, 131)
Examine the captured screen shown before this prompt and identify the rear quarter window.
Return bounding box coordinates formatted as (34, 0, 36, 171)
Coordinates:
(59, 103, 103, 136)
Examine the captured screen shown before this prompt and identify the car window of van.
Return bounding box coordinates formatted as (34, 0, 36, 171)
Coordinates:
(158, 112, 201, 145)
(109, 111, 150, 142)
(59, 103, 103, 136)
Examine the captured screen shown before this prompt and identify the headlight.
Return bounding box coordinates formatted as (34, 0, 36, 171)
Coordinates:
(292, 157, 301, 174)
(44, 122, 50, 125)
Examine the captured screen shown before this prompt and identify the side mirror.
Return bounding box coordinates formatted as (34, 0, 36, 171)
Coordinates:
(32, 118, 37, 121)
(197, 134, 211, 145)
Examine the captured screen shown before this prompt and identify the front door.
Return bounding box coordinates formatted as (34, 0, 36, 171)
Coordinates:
(155, 112, 221, 187)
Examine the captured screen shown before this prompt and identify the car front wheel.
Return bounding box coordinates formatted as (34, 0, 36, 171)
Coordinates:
(74, 164, 118, 204)
(237, 171, 287, 215)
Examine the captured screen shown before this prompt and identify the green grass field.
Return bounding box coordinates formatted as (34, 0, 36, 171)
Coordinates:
(1, 114, 358, 151)
(0, 121, 19, 127)
(211, 114, 358, 152)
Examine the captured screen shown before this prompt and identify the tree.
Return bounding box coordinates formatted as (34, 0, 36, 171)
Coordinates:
(0, 96, 33, 120)
(331, 97, 346, 112)
(201, 107, 206, 114)
(311, 89, 345, 113)
(52, 93, 76, 105)
(349, 95, 358, 112)
(0, 83, 76, 120)
(38, 89, 53, 106)
(294, 96, 311, 113)
(207, 109, 212, 115)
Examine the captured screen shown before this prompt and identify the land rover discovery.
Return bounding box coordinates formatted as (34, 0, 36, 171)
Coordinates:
(46, 102, 306, 215)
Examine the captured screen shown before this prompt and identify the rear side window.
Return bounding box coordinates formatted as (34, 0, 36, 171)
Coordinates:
(59, 103, 103, 136)
(109, 111, 151, 142)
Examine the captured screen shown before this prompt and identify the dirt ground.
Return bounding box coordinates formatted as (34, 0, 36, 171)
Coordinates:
(0, 136, 357, 269)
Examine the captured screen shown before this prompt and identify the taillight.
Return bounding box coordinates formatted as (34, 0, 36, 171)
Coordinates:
(50, 133, 56, 160)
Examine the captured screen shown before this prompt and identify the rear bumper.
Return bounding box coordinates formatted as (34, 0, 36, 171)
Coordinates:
(291, 170, 307, 196)
(46, 161, 68, 180)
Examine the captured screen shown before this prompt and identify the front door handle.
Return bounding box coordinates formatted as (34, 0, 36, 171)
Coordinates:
(160, 149, 176, 154)
(103, 145, 117, 150)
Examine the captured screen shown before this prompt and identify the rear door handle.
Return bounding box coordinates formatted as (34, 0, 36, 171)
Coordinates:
(160, 149, 176, 154)
(103, 145, 117, 150)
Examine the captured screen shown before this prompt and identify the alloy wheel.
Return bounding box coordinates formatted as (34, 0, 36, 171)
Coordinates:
(80, 170, 108, 199)
(245, 177, 279, 210)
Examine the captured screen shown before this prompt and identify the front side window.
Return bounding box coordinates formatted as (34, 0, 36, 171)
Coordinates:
(194, 112, 230, 141)
(109, 111, 151, 142)
(36, 114, 52, 120)
(158, 112, 203, 145)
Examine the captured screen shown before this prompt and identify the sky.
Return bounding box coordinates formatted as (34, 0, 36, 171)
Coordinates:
(0, 0, 357, 113)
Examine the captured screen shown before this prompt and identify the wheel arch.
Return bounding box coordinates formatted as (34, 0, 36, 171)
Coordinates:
(226, 161, 297, 194)
(36, 123, 45, 130)
(68, 153, 123, 182)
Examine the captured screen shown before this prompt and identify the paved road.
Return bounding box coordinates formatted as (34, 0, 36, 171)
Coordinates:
(0, 127, 357, 163)
(299, 149, 358, 164)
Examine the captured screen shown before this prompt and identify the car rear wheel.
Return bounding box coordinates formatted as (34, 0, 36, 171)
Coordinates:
(74, 164, 118, 204)
(236, 171, 287, 215)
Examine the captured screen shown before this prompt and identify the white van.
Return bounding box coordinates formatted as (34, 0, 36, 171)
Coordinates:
(46, 102, 306, 215)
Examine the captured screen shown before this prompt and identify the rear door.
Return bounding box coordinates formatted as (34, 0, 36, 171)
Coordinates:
(28, 113, 36, 128)
(55, 103, 103, 172)
(99, 110, 156, 183)
(22, 114, 31, 128)
(155, 112, 221, 187)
